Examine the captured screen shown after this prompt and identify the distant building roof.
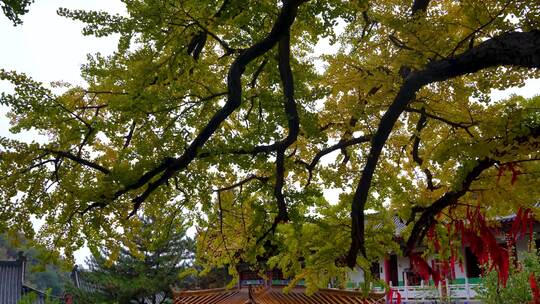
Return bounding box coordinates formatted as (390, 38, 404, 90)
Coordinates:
(0, 253, 62, 304)
(392, 216, 407, 235)
(173, 286, 385, 304)
(71, 265, 100, 293)
(21, 285, 49, 304)
(0, 258, 24, 304)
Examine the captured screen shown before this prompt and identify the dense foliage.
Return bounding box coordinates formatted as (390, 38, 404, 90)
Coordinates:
(479, 251, 540, 304)
(1, 0, 540, 292)
(18, 289, 62, 304)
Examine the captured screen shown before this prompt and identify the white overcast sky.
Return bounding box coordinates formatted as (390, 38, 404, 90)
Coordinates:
(0, 0, 125, 141)
(0, 0, 125, 265)
(1, 1, 539, 265)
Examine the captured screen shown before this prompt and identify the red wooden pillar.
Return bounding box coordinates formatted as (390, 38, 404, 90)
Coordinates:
(384, 257, 392, 285)
(64, 294, 73, 304)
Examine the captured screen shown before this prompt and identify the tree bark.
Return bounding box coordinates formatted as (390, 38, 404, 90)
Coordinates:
(346, 30, 540, 267)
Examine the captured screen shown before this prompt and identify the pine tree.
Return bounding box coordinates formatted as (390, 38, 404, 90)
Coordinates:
(69, 217, 195, 304)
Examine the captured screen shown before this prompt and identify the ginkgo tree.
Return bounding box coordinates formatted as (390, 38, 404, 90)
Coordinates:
(1, 0, 540, 291)
(1, 0, 34, 25)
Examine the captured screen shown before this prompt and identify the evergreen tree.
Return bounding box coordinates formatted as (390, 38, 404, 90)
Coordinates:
(68, 216, 195, 304)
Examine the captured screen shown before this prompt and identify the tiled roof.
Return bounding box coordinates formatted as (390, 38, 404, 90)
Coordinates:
(1, 256, 61, 304)
(370, 215, 407, 236)
(254, 286, 385, 304)
(173, 286, 385, 304)
(392, 216, 407, 236)
(71, 266, 101, 293)
(173, 287, 247, 304)
(0, 259, 24, 304)
(22, 285, 51, 304)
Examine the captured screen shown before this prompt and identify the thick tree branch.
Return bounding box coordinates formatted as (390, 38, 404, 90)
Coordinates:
(187, 13, 235, 56)
(346, 30, 540, 267)
(272, 31, 299, 225)
(214, 175, 269, 192)
(124, 0, 307, 218)
(410, 108, 437, 190)
(2, 155, 52, 181)
(404, 158, 496, 255)
(185, 0, 237, 59)
(44, 149, 111, 174)
(448, 0, 513, 57)
(301, 135, 372, 186)
(411, 0, 431, 14)
(411, 108, 427, 166)
(255, 27, 302, 245)
(78, 202, 108, 216)
(404, 119, 540, 254)
(123, 120, 137, 149)
(250, 58, 268, 88)
(405, 106, 476, 135)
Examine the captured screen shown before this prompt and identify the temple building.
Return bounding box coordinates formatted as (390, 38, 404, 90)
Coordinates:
(347, 215, 540, 303)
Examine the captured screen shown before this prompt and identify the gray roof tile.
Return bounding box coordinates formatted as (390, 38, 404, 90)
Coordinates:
(0, 259, 24, 304)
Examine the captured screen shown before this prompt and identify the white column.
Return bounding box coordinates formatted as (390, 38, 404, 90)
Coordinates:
(465, 277, 470, 300)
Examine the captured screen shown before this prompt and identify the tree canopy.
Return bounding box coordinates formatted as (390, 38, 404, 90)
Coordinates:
(1, 0, 540, 291)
